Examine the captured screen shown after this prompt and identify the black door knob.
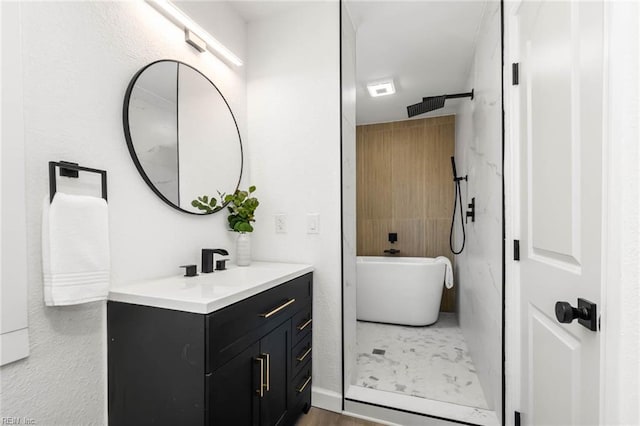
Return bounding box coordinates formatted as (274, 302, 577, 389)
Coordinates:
(555, 301, 584, 323)
(554, 298, 598, 331)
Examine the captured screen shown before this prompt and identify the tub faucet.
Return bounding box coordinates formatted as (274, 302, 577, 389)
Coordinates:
(384, 248, 400, 255)
(202, 248, 229, 273)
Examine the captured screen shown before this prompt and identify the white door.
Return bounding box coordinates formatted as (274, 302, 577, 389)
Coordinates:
(517, 0, 603, 424)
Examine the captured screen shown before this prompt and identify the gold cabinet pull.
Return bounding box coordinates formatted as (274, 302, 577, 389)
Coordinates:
(296, 346, 312, 363)
(296, 318, 312, 331)
(263, 353, 270, 391)
(255, 357, 265, 398)
(296, 375, 312, 394)
(260, 298, 296, 318)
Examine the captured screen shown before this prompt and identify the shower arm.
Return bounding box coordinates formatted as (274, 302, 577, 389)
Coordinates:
(424, 90, 474, 102)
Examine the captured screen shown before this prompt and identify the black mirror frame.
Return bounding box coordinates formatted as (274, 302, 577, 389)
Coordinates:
(122, 59, 243, 215)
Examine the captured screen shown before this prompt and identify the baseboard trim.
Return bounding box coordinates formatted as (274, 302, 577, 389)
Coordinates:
(311, 386, 342, 413)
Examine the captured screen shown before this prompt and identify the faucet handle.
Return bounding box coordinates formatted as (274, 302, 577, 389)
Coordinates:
(215, 259, 229, 271)
(180, 264, 198, 277)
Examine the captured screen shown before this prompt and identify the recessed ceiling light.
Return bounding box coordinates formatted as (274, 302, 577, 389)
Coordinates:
(367, 80, 396, 97)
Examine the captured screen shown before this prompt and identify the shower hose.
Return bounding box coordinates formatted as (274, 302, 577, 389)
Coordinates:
(449, 177, 466, 255)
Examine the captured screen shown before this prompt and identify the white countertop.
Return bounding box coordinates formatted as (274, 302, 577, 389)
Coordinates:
(108, 261, 314, 314)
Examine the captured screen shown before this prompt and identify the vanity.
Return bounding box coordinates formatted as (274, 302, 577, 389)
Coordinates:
(107, 262, 313, 426)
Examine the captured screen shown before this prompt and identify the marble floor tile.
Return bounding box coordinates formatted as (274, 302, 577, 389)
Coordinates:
(355, 313, 490, 409)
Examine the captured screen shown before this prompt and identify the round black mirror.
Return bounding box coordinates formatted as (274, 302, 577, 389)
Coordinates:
(123, 60, 243, 214)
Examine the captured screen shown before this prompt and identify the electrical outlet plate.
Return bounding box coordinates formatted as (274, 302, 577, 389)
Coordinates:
(307, 213, 320, 234)
(275, 214, 287, 233)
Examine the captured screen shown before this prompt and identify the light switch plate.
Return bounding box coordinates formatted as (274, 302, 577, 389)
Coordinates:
(307, 213, 320, 234)
(275, 214, 287, 233)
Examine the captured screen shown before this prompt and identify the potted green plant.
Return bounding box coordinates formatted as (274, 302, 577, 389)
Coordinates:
(192, 186, 259, 266)
(223, 186, 259, 233)
(224, 186, 258, 266)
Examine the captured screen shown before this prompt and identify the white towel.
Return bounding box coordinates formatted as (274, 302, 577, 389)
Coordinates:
(42, 193, 110, 306)
(435, 256, 454, 289)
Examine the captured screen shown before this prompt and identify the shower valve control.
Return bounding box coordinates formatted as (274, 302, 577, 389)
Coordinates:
(466, 197, 476, 223)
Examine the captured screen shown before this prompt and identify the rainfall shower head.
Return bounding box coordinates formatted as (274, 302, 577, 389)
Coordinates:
(407, 96, 446, 118)
(406, 89, 474, 118)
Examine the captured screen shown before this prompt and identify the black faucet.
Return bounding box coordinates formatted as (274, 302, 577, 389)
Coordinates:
(202, 249, 229, 273)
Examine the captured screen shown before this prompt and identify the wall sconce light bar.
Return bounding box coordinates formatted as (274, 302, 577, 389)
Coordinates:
(146, 0, 244, 66)
(185, 30, 206, 53)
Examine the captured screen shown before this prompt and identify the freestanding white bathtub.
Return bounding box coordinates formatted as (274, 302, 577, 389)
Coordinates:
(356, 256, 446, 326)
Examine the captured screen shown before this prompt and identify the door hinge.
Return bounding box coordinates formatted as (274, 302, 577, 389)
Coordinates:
(513, 240, 520, 261)
(515, 411, 522, 426)
(512, 63, 519, 85)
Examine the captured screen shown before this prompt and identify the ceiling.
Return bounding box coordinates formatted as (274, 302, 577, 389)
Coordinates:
(228, 1, 314, 23)
(225, 1, 487, 124)
(346, 1, 487, 125)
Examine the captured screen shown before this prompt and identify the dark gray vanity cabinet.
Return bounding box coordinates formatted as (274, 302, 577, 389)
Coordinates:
(108, 273, 313, 426)
(211, 320, 290, 426)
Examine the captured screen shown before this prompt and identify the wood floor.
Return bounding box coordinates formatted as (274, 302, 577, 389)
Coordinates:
(296, 408, 385, 426)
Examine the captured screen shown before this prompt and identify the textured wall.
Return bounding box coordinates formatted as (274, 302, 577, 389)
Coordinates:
(454, 1, 502, 416)
(0, 2, 246, 423)
(246, 2, 342, 411)
(356, 117, 456, 312)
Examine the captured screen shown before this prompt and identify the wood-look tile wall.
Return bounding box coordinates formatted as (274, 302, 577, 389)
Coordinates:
(356, 115, 456, 312)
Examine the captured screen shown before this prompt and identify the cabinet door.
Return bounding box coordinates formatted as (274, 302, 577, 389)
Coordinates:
(259, 320, 290, 426)
(210, 341, 260, 426)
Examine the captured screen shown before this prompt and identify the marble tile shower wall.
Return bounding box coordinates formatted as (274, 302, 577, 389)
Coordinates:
(453, 1, 503, 416)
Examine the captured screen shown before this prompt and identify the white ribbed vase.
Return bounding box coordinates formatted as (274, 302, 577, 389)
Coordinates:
(236, 232, 251, 266)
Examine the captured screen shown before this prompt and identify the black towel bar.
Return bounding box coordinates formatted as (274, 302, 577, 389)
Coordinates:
(49, 161, 108, 203)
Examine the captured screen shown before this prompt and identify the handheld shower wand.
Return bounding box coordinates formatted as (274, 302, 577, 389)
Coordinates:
(450, 156, 467, 255)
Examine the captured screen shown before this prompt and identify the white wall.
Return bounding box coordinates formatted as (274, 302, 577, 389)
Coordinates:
(454, 0, 502, 417)
(0, 2, 246, 423)
(601, 2, 640, 425)
(246, 1, 342, 411)
(341, 3, 357, 393)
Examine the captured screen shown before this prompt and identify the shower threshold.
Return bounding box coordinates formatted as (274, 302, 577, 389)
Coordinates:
(344, 386, 498, 426)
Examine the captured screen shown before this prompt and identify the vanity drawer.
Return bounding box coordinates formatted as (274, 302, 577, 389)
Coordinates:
(291, 305, 312, 346)
(291, 333, 312, 379)
(290, 363, 312, 416)
(207, 273, 312, 371)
